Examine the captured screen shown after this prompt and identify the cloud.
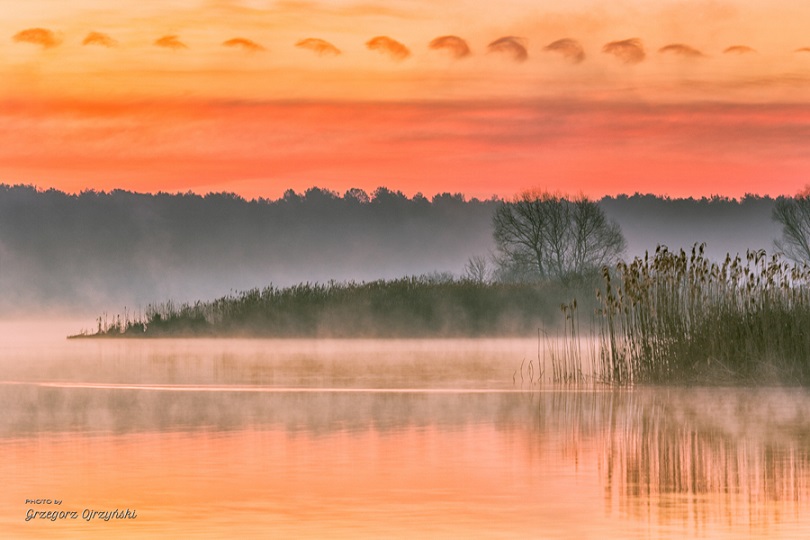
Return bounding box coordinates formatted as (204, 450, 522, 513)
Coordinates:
(82, 32, 117, 48)
(487, 36, 528, 63)
(12, 28, 60, 49)
(154, 35, 188, 50)
(796, 47, 810, 53)
(428, 36, 471, 59)
(543, 38, 585, 64)
(7, 97, 808, 210)
(658, 44, 705, 58)
(223, 38, 265, 52)
(602, 38, 645, 64)
(296, 38, 341, 56)
(366, 36, 410, 61)
(723, 45, 756, 55)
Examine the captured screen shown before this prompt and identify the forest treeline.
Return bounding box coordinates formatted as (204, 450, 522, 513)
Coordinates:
(0, 184, 780, 314)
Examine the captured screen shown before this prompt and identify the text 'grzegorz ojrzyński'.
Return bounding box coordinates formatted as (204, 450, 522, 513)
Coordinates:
(25, 506, 138, 522)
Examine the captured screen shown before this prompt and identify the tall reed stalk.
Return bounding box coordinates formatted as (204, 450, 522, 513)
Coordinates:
(584, 244, 810, 384)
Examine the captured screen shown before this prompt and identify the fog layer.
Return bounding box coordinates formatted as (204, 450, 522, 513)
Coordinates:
(0, 186, 780, 314)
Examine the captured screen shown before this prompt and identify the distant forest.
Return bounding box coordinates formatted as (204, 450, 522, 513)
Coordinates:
(0, 184, 782, 314)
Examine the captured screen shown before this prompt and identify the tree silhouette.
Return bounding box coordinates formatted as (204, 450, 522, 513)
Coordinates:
(493, 190, 625, 283)
(773, 191, 810, 264)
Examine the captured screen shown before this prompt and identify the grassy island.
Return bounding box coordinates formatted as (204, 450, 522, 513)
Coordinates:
(72, 246, 810, 385)
(71, 276, 591, 339)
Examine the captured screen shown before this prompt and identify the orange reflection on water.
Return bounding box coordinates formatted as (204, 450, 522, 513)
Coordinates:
(2, 422, 621, 539)
(4, 329, 810, 539)
(4, 387, 810, 538)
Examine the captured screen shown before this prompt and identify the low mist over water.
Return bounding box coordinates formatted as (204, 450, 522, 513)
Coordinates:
(3, 323, 810, 538)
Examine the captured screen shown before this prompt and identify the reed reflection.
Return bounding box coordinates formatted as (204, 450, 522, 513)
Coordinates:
(524, 388, 810, 531)
(3, 332, 810, 537)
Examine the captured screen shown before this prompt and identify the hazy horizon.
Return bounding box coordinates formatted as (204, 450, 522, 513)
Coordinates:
(0, 184, 783, 317)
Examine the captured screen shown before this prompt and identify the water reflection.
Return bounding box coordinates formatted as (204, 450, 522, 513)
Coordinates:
(5, 385, 810, 504)
(0, 384, 536, 435)
(3, 332, 810, 537)
(527, 388, 810, 534)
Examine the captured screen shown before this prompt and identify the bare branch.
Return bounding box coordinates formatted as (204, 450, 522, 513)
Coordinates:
(492, 191, 625, 282)
(773, 195, 810, 264)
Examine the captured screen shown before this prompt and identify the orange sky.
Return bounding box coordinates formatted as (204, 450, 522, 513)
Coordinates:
(1, 0, 809, 199)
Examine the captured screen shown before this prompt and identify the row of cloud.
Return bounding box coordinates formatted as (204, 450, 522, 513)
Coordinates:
(12, 28, 810, 64)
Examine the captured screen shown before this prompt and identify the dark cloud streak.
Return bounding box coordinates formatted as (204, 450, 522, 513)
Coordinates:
(487, 36, 528, 63)
(296, 38, 341, 56)
(82, 32, 117, 47)
(428, 36, 471, 59)
(659, 43, 705, 58)
(12, 28, 60, 49)
(602, 38, 645, 64)
(223, 38, 265, 52)
(154, 35, 188, 50)
(543, 38, 585, 64)
(366, 36, 410, 61)
(723, 45, 756, 54)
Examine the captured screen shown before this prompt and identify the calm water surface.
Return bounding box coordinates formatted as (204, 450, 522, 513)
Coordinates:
(2, 321, 810, 538)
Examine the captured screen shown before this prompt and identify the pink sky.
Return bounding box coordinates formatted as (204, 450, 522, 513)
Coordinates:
(1, 0, 809, 199)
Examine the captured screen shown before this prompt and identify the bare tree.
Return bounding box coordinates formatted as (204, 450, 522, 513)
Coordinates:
(493, 190, 625, 282)
(463, 255, 491, 283)
(773, 192, 810, 264)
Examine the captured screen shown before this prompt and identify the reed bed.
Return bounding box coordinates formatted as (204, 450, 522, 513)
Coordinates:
(77, 276, 594, 338)
(573, 244, 810, 385)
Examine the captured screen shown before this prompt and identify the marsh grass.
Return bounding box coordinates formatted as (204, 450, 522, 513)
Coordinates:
(75, 276, 597, 338)
(553, 244, 810, 385)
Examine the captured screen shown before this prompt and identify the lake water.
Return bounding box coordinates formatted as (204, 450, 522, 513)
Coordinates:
(2, 321, 810, 538)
